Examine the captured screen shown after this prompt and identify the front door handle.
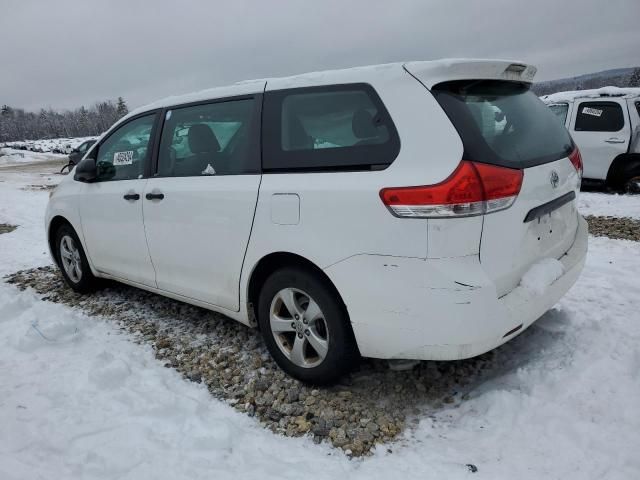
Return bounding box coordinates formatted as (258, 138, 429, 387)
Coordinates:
(123, 192, 140, 201)
(605, 138, 626, 144)
(145, 191, 165, 201)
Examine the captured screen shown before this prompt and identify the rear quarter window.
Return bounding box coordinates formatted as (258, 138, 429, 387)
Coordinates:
(574, 102, 624, 132)
(262, 84, 400, 171)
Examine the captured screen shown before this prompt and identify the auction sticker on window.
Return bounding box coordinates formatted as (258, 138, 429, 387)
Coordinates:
(582, 107, 603, 117)
(113, 151, 134, 165)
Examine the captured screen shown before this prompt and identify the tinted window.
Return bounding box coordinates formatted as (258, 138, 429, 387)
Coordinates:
(548, 103, 569, 124)
(94, 114, 156, 181)
(574, 102, 624, 132)
(157, 98, 258, 177)
(636, 102, 640, 116)
(263, 84, 399, 171)
(432, 80, 573, 168)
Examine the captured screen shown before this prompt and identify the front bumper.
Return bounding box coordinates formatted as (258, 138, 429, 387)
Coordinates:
(325, 216, 588, 360)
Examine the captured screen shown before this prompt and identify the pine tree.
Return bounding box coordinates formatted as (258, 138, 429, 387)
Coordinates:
(116, 97, 129, 118)
(79, 106, 90, 133)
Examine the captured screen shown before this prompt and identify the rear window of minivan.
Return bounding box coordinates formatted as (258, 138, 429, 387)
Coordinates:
(432, 80, 573, 169)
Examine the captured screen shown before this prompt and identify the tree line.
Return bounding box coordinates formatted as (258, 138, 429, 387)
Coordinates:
(533, 67, 640, 97)
(0, 97, 129, 143)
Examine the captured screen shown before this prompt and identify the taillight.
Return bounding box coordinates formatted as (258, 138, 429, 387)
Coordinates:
(379, 161, 523, 218)
(569, 147, 583, 178)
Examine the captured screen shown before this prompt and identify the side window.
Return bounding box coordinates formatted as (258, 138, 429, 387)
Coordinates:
(636, 102, 640, 117)
(574, 102, 624, 132)
(94, 114, 156, 181)
(157, 98, 258, 177)
(263, 84, 400, 171)
(548, 103, 569, 124)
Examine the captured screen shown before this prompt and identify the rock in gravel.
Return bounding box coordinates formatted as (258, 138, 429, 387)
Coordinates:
(4, 266, 515, 456)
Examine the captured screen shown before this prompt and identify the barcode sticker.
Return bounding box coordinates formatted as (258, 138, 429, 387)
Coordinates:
(582, 107, 603, 117)
(113, 151, 134, 165)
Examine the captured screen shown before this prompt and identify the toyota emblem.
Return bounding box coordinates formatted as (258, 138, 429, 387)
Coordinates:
(550, 170, 559, 188)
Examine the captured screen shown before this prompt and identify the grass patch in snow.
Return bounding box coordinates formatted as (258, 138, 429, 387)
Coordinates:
(0, 223, 18, 234)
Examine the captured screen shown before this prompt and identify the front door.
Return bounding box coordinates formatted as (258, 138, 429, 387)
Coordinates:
(142, 96, 262, 310)
(570, 99, 630, 180)
(79, 113, 159, 287)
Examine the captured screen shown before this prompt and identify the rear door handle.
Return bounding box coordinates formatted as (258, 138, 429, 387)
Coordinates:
(123, 192, 140, 201)
(145, 192, 165, 200)
(605, 138, 626, 144)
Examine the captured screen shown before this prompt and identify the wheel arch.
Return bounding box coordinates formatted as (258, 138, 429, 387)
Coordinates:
(606, 153, 640, 190)
(246, 252, 349, 330)
(48, 215, 74, 266)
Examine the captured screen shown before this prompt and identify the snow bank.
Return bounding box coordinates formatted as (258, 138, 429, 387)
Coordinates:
(1, 136, 98, 155)
(0, 148, 63, 166)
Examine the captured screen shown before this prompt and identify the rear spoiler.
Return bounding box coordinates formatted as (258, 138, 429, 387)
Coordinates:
(404, 59, 537, 89)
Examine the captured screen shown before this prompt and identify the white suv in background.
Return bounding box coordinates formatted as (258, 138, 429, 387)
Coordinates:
(542, 87, 640, 193)
(46, 59, 588, 384)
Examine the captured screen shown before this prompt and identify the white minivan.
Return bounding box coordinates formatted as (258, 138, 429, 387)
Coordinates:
(46, 59, 588, 384)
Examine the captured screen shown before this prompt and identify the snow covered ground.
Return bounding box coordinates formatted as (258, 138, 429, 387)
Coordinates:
(1, 155, 639, 479)
(579, 191, 640, 219)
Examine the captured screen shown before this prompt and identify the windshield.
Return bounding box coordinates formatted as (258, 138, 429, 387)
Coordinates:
(432, 80, 573, 168)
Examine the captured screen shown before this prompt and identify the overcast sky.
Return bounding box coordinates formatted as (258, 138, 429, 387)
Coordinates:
(1, 0, 639, 111)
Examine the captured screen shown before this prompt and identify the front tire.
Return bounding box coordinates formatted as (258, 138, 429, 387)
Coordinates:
(54, 224, 98, 293)
(257, 267, 358, 385)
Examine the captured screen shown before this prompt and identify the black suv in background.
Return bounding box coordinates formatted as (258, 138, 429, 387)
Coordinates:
(62, 139, 96, 173)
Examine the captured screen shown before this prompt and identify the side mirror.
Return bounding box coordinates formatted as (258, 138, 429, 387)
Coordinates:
(74, 158, 97, 183)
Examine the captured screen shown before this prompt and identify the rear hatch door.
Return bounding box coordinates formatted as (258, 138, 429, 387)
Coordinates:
(426, 77, 581, 296)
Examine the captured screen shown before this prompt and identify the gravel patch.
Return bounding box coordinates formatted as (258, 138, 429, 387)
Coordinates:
(0, 224, 18, 234)
(22, 184, 57, 192)
(585, 215, 640, 242)
(5, 266, 546, 457)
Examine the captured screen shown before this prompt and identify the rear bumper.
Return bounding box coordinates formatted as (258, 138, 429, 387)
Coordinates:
(325, 215, 588, 360)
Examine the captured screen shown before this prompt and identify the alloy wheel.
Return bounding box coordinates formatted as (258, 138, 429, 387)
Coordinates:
(59, 234, 82, 283)
(269, 287, 329, 368)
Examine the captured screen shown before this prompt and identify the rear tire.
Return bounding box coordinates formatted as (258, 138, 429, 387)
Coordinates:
(54, 224, 98, 293)
(257, 267, 358, 385)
